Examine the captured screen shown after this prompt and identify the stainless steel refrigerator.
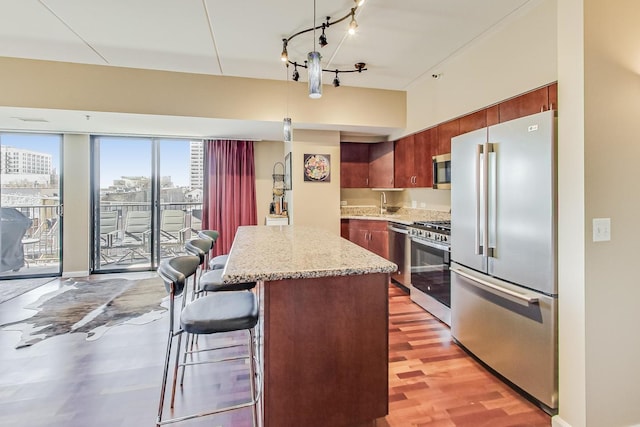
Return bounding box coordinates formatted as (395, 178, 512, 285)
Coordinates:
(450, 109, 557, 413)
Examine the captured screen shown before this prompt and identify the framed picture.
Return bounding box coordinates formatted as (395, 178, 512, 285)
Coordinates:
(284, 153, 292, 190)
(303, 154, 331, 182)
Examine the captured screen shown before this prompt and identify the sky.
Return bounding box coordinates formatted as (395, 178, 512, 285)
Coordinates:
(0, 133, 194, 188)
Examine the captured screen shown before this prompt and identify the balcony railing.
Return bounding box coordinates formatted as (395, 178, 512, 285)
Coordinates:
(0, 202, 203, 277)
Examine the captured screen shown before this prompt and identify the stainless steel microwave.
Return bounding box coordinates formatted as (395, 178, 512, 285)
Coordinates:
(432, 153, 451, 189)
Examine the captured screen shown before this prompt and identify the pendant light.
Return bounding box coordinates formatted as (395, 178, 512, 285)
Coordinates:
(283, 64, 293, 142)
(307, 0, 322, 99)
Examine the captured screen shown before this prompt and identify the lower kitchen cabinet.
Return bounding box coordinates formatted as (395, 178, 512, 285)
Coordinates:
(347, 219, 389, 259)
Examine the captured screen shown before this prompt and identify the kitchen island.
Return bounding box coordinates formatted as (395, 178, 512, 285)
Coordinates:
(222, 225, 397, 427)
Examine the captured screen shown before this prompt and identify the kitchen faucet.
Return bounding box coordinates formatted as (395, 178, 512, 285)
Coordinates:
(380, 192, 387, 214)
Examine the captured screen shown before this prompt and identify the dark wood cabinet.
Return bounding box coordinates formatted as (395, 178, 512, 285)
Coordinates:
(368, 141, 394, 188)
(341, 83, 557, 190)
(436, 119, 459, 155)
(393, 135, 414, 188)
(340, 219, 349, 239)
(498, 86, 550, 123)
(340, 143, 370, 188)
(413, 129, 434, 187)
(347, 219, 389, 259)
(486, 105, 500, 126)
(548, 82, 558, 111)
(458, 109, 487, 135)
(394, 128, 434, 188)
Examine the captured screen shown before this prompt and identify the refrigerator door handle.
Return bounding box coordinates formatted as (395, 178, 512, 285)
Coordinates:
(475, 144, 484, 255)
(482, 142, 490, 257)
(450, 265, 539, 304)
(487, 143, 496, 258)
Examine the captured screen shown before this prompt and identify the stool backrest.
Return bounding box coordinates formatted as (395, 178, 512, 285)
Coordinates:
(184, 238, 213, 265)
(198, 230, 220, 242)
(158, 255, 200, 297)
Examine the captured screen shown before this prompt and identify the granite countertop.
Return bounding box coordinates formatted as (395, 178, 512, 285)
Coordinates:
(222, 225, 397, 284)
(340, 213, 413, 224)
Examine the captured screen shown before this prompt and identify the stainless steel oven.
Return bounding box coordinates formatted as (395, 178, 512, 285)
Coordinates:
(408, 221, 451, 326)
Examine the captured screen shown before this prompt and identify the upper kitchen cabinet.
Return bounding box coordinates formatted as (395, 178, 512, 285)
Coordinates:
(436, 119, 460, 155)
(341, 142, 370, 188)
(499, 86, 555, 123)
(548, 82, 558, 111)
(459, 109, 487, 135)
(369, 141, 395, 188)
(395, 129, 434, 188)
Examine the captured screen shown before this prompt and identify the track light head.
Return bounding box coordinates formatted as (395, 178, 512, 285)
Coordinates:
(348, 9, 358, 35)
(292, 64, 300, 81)
(319, 32, 328, 47)
(281, 39, 288, 62)
(333, 71, 340, 87)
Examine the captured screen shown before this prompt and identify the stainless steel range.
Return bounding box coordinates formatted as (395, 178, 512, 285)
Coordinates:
(408, 220, 451, 326)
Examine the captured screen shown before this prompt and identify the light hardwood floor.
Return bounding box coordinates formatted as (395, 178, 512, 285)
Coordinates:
(0, 276, 551, 427)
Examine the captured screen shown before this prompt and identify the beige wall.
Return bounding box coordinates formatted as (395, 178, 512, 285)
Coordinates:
(0, 57, 405, 131)
(556, 1, 640, 426)
(254, 140, 286, 224)
(287, 130, 341, 234)
(556, 0, 586, 425)
(583, 0, 640, 425)
(62, 134, 90, 276)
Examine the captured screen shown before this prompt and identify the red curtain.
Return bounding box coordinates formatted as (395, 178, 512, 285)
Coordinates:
(202, 139, 257, 256)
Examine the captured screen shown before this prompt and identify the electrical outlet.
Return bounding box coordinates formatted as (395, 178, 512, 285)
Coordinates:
(592, 218, 611, 242)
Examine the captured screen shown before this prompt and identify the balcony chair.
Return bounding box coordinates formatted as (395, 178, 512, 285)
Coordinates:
(156, 255, 260, 426)
(159, 209, 189, 257)
(115, 210, 151, 264)
(99, 210, 119, 264)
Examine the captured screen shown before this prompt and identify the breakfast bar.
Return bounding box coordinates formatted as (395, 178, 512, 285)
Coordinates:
(222, 225, 397, 427)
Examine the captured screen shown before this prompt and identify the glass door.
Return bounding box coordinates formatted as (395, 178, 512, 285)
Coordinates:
(0, 132, 63, 279)
(91, 137, 201, 272)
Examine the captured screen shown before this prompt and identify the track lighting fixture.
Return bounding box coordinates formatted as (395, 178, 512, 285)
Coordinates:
(292, 64, 300, 82)
(319, 24, 328, 47)
(281, 39, 288, 62)
(280, 0, 367, 97)
(348, 9, 358, 35)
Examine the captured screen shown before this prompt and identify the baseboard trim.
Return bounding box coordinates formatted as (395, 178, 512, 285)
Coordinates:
(62, 270, 89, 278)
(552, 415, 571, 427)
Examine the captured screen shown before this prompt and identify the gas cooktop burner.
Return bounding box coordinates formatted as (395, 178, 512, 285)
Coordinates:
(413, 220, 451, 231)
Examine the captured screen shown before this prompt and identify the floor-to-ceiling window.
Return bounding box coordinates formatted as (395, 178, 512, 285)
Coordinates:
(91, 136, 202, 273)
(0, 132, 63, 279)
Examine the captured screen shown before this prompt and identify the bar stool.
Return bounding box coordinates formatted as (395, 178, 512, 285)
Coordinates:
(156, 255, 260, 426)
(182, 238, 256, 382)
(197, 229, 228, 270)
(184, 238, 213, 296)
(197, 230, 219, 268)
(185, 238, 255, 294)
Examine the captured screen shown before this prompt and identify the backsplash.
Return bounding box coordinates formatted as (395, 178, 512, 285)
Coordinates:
(340, 205, 450, 222)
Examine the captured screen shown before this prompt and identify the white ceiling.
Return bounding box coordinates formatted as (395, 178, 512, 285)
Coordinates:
(0, 0, 533, 140)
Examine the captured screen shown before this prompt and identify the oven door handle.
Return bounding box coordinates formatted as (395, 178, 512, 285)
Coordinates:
(410, 236, 450, 252)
